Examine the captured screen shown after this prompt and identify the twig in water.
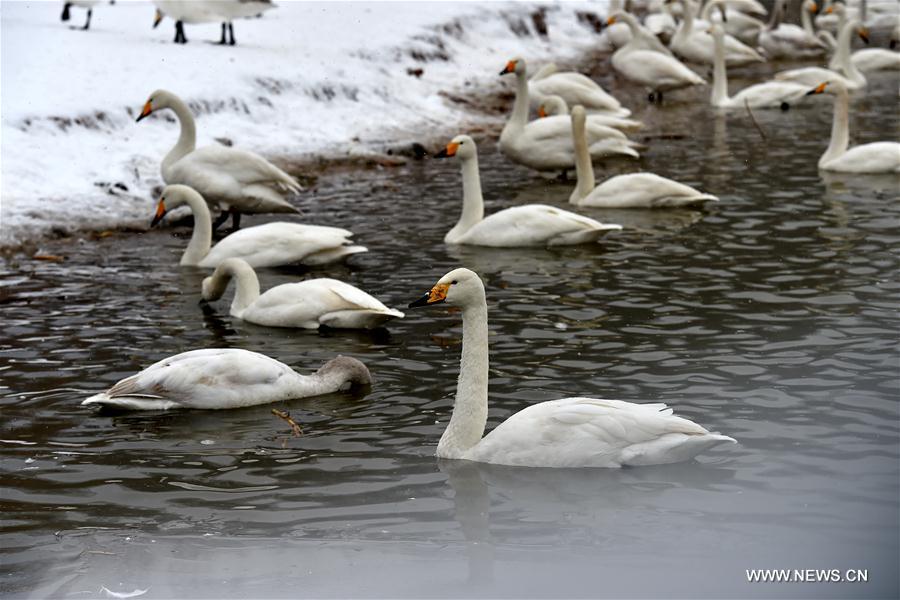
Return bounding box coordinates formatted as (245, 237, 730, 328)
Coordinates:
(744, 99, 767, 141)
(271, 409, 303, 436)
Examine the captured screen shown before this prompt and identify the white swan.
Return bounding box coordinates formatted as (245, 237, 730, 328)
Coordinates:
(82, 350, 372, 410)
(153, 184, 367, 268)
(537, 95, 644, 132)
(499, 58, 641, 171)
(569, 106, 718, 207)
(408, 268, 737, 467)
(703, 0, 767, 46)
(436, 136, 622, 246)
(528, 63, 630, 116)
(202, 258, 404, 329)
(759, 0, 828, 59)
(608, 12, 707, 102)
(775, 18, 868, 90)
(710, 24, 812, 109)
(61, 1, 100, 30)
(806, 80, 900, 173)
(669, 0, 765, 66)
(153, 1, 275, 45)
(137, 89, 301, 229)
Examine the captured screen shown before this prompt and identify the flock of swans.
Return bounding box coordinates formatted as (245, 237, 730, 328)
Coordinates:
(83, 0, 900, 468)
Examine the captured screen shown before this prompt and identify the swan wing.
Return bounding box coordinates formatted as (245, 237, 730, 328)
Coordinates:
(823, 142, 900, 173)
(177, 146, 301, 192)
(730, 81, 810, 108)
(583, 173, 717, 207)
(204, 222, 356, 268)
(462, 205, 618, 247)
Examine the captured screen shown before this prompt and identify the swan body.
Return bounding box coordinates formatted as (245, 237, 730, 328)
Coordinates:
(153, 1, 274, 45)
(137, 89, 301, 223)
(82, 350, 372, 411)
(776, 19, 868, 90)
(436, 136, 621, 247)
(851, 48, 900, 72)
(499, 58, 640, 171)
(538, 95, 644, 132)
(202, 258, 404, 329)
(408, 268, 736, 468)
(569, 106, 717, 207)
(710, 25, 810, 109)
(807, 81, 900, 173)
(609, 13, 706, 96)
(529, 66, 630, 116)
(154, 184, 367, 268)
(759, 0, 828, 58)
(670, 0, 765, 66)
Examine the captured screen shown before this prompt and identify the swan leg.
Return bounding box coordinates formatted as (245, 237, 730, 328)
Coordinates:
(175, 20, 187, 44)
(211, 210, 230, 231)
(61, 3, 71, 21)
(228, 23, 236, 46)
(218, 22, 227, 44)
(82, 9, 92, 30)
(230, 209, 241, 231)
(780, 102, 790, 111)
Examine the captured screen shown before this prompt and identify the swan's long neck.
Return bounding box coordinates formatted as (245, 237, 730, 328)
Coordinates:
(681, 0, 695, 36)
(571, 112, 595, 203)
(820, 88, 850, 168)
(711, 32, 730, 106)
(437, 299, 490, 459)
(767, 0, 783, 30)
(503, 70, 530, 137)
(161, 96, 197, 178)
(208, 261, 261, 315)
(832, 22, 865, 85)
(800, 4, 814, 36)
(445, 153, 485, 242)
(180, 193, 213, 266)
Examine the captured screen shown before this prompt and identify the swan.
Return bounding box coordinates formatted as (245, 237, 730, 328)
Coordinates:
(608, 13, 707, 102)
(851, 46, 900, 72)
(644, 2, 677, 41)
(775, 18, 868, 90)
(805, 80, 900, 173)
(702, 0, 767, 46)
(669, 0, 765, 66)
(152, 184, 367, 268)
(61, 0, 99, 30)
(137, 89, 301, 230)
(569, 105, 718, 207)
(153, 1, 275, 45)
(821, 3, 900, 72)
(435, 136, 622, 246)
(759, 0, 828, 59)
(499, 58, 641, 172)
(527, 63, 630, 116)
(709, 24, 812, 109)
(407, 268, 737, 467)
(82, 350, 372, 411)
(537, 95, 644, 132)
(202, 258, 404, 329)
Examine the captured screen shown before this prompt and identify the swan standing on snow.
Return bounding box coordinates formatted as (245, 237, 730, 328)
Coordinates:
(152, 184, 367, 268)
(137, 89, 301, 230)
(709, 25, 811, 109)
(775, 18, 868, 90)
(202, 258, 404, 329)
(569, 106, 717, 207)
(83, 351, 372, 410)
(153, 1, 275, 45)
(408, 268, 736, 467)
(608, 13, 707, 103)
(435, 136, 621, 247)
(537, 95, 643, 132)
(759, 0, 828, 59)
(61, 1, 100, 30)
(528, 63, 631, 117)
(805, 81, 900, 173)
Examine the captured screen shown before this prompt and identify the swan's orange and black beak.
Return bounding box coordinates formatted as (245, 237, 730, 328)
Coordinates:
(153, 9, 163, 28)
(409, 283, 450, 308)
(150, 199, 167, 227)
(805, 82, 828, 96)
(434, 142, 459, 159)
(499, 60, 517, 76)
(824, 5, 833, 14)
(606, 16, 617, 26)
(809, 1, 819, 14)
(858, 28, 869, 44)
(537, 105, 548, 118)
(136, 100, 153, 123)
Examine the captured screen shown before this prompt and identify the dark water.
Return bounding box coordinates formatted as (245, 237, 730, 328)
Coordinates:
(1, 61, 899, 598)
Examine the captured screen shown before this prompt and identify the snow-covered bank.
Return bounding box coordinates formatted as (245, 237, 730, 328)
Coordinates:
(0, 0, 610, 249)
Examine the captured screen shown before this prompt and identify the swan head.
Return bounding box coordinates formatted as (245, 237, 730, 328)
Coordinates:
(408, 268, 485, 310)
(434, 135, 477, 160)
(151, 184, 204, 227)
(315, 356, 373, 389)
(805, 80, 848, 96)
(136, 89, 177, 123)
(538, 95, 568, 118)
(805, 0, 819, 14)
(153, 9, 164, 28)
(499, 57, 525, 76)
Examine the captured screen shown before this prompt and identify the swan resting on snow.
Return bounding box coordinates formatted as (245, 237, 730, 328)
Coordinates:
(137, 89, 301, 230)
(408, 268, 737, 467)
(569, 105, 718, 207)
(152, 184, 367, 268)
(436, 135, 622, 247)
(82, 350, 372, 410)
(202, 258, 405, 329)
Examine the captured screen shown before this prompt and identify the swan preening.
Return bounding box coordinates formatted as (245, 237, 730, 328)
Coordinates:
(408, 268, 736, 467)
(82, 350, 372, 410)
(202, 258, 405, 329)
(569, 106, 718, 207)
(436, 135, 622, 246)
(152, 184, 367, 268)
(538, 95, 644, 132)
(806, 81, 900, 173)
(153, 0, 275, 45)
(499, 57, 641, 171)
(137, 89, 301, 230)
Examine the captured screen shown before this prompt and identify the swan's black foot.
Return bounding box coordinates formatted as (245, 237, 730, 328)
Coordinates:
(82, 9, 92, 30)
(230, 210, 242, 231)
(218, 23, 227, 44)
(211, 209, 230, 232)
(174, 20, 188, 44)
(227, 23, 236, 46)
(61, 3, 71, 21)
(780, 102, 790, 111)
(648, 91, 656, 103)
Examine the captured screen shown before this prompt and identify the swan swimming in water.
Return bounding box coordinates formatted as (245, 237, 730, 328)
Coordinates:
(408, 268, 737, 467)
(83, 351, 372, 410)
(202, 258, 405, 329)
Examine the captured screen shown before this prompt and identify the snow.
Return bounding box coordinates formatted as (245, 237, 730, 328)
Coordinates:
(0, 0, 610, 248)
